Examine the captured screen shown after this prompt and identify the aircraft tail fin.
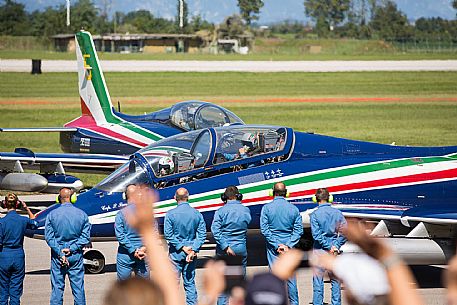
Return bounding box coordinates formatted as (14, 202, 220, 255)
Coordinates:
(74, 31, 115, 123)
(67, 31, 163, 146)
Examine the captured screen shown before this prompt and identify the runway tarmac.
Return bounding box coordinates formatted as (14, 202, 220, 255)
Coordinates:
(2, 59, 457, 72)
(21, 236, 446, 305)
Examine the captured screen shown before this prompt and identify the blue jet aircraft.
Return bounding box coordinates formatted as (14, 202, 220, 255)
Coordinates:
(0, 31, 243, 193)
(28, 124, 457, 273)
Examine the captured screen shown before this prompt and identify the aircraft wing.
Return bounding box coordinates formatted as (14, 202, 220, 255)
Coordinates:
(334, 202, 457, 241)
(337, 203, 457, 225)
(0, 127, 78, 132)
(333, 202, 457, 264)
(0, 149, 129, 174)
(337, 204, 407, 221)
(399, 205, 457, 225)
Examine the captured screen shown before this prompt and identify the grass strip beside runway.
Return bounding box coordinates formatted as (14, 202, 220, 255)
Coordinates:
(0, 71, 456, 98)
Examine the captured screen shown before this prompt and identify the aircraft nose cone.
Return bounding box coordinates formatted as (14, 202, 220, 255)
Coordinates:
(73, 179, 84, 191)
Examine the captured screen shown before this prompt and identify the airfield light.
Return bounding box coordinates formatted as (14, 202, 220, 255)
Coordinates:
(66, 0, 70, 26)
(179, 0, 184, 29)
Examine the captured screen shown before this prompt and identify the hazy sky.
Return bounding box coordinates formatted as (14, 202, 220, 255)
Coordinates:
(16, 0, 456, 23)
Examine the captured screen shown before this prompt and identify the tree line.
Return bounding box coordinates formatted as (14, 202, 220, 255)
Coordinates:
(303, 0, 457, 41)
(0, 0, 456, 42)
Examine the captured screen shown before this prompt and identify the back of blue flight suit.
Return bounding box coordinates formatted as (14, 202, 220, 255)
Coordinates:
(115, 206, 149, 280)
(0, 211, 37, 305)
(310, 203, 347, 305)
(260, 196, 303, 305)
(164, 202, 206, 305)
(45, 203, 91, 305)
(211, 200, 252, 305)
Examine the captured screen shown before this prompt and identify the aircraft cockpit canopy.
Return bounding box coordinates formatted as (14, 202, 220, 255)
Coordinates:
(96, 125, 290, 192)
(170, 102, 244, 131)
(213, 127, 287, 164)
(95, 158, 150, 193)
(140, 130, 208, 177)
(139, 125, 288, 178)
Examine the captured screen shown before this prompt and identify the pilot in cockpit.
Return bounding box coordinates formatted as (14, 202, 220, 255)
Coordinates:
(241, 132, 261, 156)
(223, 132, 261, 161)
(158, 156, 175, 176)
(175, 105, 198, 130)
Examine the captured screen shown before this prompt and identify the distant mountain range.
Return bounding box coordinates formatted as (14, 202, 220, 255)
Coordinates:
(18, 0, 456, 23)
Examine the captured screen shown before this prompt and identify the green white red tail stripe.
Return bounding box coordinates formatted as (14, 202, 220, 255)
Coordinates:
(65, 31, 163, 148)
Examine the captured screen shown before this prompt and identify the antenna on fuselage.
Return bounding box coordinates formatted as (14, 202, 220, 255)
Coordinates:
(117, 101, 121, 112)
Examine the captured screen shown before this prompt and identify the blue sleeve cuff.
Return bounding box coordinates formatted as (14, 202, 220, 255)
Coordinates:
(69, 244, 79, 253)
(175, 242, 184, 251)
(192, 241, 203, 251)
(220, 241, 229, 250)
(127, 246, 137, 255)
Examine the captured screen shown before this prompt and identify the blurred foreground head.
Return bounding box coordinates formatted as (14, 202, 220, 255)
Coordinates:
(245, 273, 288, 305)
(104, 277, 164, 305)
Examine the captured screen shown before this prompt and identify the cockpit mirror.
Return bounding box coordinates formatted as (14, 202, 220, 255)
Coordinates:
(129, 160, 136, 174)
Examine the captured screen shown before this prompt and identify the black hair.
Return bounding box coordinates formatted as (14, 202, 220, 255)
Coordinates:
(224, 186, 240, 200)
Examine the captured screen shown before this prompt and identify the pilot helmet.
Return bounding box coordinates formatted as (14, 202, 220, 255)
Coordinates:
(241, 132, 257, 151)
(158, 156, 175, 175)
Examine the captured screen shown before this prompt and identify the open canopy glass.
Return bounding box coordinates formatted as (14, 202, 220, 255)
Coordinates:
(170, 101, 243, 131)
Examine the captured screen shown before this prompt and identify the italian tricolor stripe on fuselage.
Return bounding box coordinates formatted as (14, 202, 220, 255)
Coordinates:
(88, 153, 457, 225)
(70, 31, 163, 148)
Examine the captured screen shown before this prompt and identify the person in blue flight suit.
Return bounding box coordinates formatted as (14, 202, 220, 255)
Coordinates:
(164, 187, 206, 305)
(211, 185, 252, 305)
(260, 182, 303, 305)
(0, 193, 37, 305)
(115, 184, 149, 280)
(45, 187, 91, 305)
(310, 188, 347, 305)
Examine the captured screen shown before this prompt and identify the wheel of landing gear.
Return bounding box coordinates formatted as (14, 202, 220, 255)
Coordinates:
(83, 250, 105, 274)
(296, 228, 314, 251)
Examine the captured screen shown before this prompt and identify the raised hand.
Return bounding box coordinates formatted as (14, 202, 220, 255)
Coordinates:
(271, 249, 304, 280)
(124, 185, 158, 235)
(342, 220, 392, 260)
(202, 260, 226, 303)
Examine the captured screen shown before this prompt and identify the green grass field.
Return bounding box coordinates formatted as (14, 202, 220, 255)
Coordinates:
(1, 71, 457, 98)
(0, 71, 456, 187)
